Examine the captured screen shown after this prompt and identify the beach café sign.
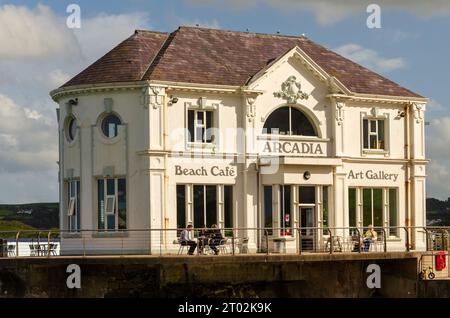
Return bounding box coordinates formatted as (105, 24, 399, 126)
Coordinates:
(258, 139, 327, 157)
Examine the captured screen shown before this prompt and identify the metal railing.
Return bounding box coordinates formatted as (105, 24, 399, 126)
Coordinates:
(0, 226, 444, 258)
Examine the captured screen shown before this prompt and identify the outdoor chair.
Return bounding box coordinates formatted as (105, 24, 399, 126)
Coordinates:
(236, 237, 249, 254)
(7, 245, 15, 257)
(174, 239, 187, 255)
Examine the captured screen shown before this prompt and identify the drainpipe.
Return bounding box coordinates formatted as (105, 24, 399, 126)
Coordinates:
(163, 90, 169, 249)
(405, 103, 412, 249)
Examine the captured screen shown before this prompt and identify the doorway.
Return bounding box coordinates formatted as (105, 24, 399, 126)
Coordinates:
(300, 206, 315, 251)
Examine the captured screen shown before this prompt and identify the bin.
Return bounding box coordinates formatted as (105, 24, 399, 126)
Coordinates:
(273, 239, 286, 253)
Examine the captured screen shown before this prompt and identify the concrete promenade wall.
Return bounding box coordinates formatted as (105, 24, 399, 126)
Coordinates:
(0, 253, 432, 298)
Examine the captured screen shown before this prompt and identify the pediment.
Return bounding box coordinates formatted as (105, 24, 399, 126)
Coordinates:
(247, 46, 351, 96)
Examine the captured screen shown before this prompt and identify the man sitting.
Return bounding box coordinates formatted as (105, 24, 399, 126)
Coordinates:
(208, 224, 223, 255)
(180, 224, 197, 255)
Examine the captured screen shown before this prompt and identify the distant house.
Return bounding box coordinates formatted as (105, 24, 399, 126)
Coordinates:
(17, 209, 33, 215)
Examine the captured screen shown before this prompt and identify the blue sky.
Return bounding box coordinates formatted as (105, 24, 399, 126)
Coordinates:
(0, 0, 449, 202)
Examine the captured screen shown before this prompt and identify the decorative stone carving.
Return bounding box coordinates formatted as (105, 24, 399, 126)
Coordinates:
(413, 103, 424, 123)
(336, 101, 345, 125)
(196, 97, 219, 110)
(246, 97, 256, 123)
(140, 87, 150, 108)
(150, 86, 164, 109)
(274, 76, 309, 103)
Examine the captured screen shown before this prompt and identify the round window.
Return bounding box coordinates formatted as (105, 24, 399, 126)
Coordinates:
(66, 116, 77, 142)
(101, 114, 121, 138)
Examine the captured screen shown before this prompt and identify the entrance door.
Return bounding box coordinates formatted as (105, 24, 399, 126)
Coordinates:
(300, 207, 315, 251)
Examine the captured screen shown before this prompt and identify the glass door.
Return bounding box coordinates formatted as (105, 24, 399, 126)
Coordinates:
(300, 207, 315, 251)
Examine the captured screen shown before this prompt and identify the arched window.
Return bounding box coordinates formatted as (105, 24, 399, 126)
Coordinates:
(101, 114, 121, 138)
(263, 106, 317, 136)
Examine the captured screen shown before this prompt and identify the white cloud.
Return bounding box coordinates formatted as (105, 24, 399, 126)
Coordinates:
(0, 4, 80, 59)
(426, 117, 450, 200)
(191, 0, 450, 25)
(427, 99, 445, 112)
(335, 43, 406, 73)
(73, 12, 151, 63)
(0, 4, 152, 202)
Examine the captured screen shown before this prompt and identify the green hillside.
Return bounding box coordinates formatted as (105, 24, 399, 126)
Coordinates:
(0, 203, 59, 232)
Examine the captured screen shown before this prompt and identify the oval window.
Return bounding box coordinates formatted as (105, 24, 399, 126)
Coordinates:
(66, 116, 77, 142)
(101, 114, 121, 138)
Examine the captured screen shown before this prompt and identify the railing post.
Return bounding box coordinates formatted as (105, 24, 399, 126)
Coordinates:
(327, 228, 333, 255)
(15, 231, 20, 257)
(405, 227, 410, 252)
(83, 231, 86, 257)
(382, 227, 387, 253)
(424, 227, 429, 251)
(298, 227, 302, 255)
(231, 228, 235, 256)
(265, 229, 269, 255)
(47, 231, 51, 258)
(355, 228, 362, 253)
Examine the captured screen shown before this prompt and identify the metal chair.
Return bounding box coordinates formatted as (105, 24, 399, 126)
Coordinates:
(7, 245, 15, 257)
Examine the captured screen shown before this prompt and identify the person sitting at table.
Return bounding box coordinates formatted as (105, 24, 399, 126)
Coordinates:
(208, 224, 223, 255)
(363, 224, 377, 252)
(198, 224, 210, 254)
(180, 224, 197, 255)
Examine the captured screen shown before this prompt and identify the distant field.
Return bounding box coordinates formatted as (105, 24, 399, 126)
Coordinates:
(0, 203, 59, 231)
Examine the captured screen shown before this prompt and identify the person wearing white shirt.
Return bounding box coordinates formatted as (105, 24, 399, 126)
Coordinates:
(180, 224, 197, 255)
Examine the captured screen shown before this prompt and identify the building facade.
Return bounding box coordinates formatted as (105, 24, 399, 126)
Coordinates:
(50, 27, 428, 254)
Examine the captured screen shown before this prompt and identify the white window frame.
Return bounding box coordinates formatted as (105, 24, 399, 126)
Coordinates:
(105, 195, 116, 215)
(350, 187, 399, 238)
(98, 178, 126, 231)
(189, 109, 214, 143)
(364, 118, 384, 150)
(361, 112, 391, 156)
(68, 197, 75, 216)
(67, 180, 80, 232)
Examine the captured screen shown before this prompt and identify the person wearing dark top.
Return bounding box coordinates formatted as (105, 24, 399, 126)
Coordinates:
(179, 224, 196, 255)
(198, 224, 210, 254)
(208, 224, 223, 255)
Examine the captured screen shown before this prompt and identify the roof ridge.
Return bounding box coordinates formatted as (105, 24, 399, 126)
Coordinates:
(141, 28, 179, 81)
(134, 29, 169, 35)
(177, 25, 308, 40)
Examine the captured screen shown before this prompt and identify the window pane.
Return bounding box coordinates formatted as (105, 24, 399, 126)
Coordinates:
(362, 189, 372, 227)
(188, 110, 194, 142)
(107, 179, 115, 195)
(299, 186, 315, 204)
(290, 107, 316, 136)
(369, 135, 377, 149)
(373, 189, 383, 227)
(348, 188, 356, 228)
(102, 114, 121, 138)
(224, 186, 233, 234)
(205, 185, 217, 227)
(107, 215, 115, 230)
(98, 179, 105, 230)
(378, 120, 385, 149)
(389, 189, 398, 236)
(195, 127, 204, 142)
(118, 178, 126, 230)
(323, 186, 329, 234)
(197, 111, 204, 125)
(280, 185, 292, 236)
(370, 120, 377, 133)
(193, 185, 204, 229)
(176, 185, 186, 235)
(205, 111, 213, 143)
(262, 107, 290, 135)
(264, 186, 273, 235)
(363, 119, 368, 149)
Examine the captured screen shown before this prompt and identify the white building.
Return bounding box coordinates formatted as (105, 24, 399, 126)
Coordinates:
(50, 27, 428, 255)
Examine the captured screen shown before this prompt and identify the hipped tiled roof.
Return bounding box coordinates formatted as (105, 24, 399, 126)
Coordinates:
(60, 26, 422, 98)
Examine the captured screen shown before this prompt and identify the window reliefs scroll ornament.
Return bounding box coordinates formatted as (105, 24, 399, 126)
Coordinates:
(273, 76, 309, 104)
(140, 86, 165, 109)
(413, 103, 424, 123)
(336, 101, 345, 125)
(246, 97, 256, 123)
